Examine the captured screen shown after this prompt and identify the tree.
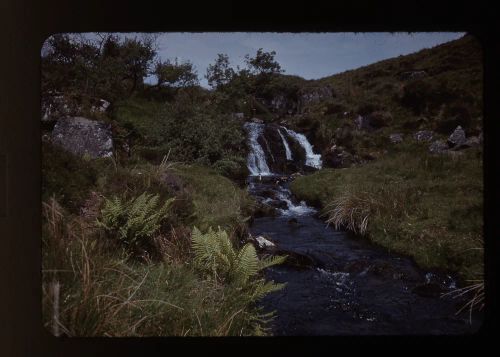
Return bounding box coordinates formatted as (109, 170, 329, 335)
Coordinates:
(205, 54, 235, 90)
(244, 48, 284, 76)
(154, 58, 199, 88)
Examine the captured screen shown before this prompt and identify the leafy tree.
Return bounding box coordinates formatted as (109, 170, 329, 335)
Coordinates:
(244, 48, 284, 76)
(153, 58, 199, 88)
(205, 53, 235, 90)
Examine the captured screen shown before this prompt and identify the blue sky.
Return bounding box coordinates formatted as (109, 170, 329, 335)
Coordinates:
(77, 32, 465, 87)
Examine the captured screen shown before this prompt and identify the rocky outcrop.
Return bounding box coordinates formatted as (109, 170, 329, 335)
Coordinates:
(429, 140, 449, 154)
(51, 117, 113, 158)
(269, 94, 297, 115)
(355, 111, 391, 132)
(42, 93, 110, 121)
(323, 144, 354, 168)
(389, 133, 404, 144)
(413, 130, 434, 142)
(399, 70, 427, 81)
(297, 86, 334, 113)
(447, 125, 466, 148)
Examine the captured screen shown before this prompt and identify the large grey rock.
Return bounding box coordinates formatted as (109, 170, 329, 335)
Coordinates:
(429, 140, 449, 154)
(413, 130, 434, 142)
(389, 133, 404, 144)
(447, 125, 467, 148)
(51, 117, 113, 158)
(355, 115, 373, 131)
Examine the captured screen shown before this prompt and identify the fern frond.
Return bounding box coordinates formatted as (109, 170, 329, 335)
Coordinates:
(258, 255, 287, 271)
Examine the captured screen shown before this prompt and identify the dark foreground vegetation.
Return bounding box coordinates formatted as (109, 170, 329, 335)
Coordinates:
(42, 33, 483, 335)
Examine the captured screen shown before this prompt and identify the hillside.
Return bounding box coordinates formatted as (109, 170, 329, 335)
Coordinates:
(40, 33, 484, 336)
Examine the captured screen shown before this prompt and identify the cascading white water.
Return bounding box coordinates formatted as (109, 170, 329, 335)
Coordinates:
(244, 122, 272, 176)
(284, 128, 323, 169)
(278, 128, 293, 161)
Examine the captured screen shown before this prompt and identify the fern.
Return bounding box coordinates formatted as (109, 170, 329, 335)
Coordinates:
(191, 227, 286, 302)
(97, 192, 174, 250)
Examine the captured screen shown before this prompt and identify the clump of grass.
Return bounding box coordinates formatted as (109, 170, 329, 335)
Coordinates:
(325, 189, 375, 235)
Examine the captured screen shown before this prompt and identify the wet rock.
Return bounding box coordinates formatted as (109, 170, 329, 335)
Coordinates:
(447, 125, 467, 148)
(412, 283, 445, 298)
(413, 130, 434, 142)
(288, 218, 298, 225)
(344, 260, 371, 274)
(429, 140, 449, 154)
(389, 133, 404, 144)
(275, 250, 317, 270)
(254, 235, 276, 250)
(51, 117, 113, 158)
(267, 200, 289, 210)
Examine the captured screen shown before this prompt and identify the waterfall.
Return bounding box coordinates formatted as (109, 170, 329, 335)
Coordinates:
(278, 128, 293, 161)
(284, 128, 323, 169)
(244, 122, 272, 176)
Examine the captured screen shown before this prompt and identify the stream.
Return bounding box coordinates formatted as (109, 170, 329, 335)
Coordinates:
(243, 122, 482, 335)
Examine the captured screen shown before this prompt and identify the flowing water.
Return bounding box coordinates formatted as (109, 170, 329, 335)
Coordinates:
(244, 122, 482, 335)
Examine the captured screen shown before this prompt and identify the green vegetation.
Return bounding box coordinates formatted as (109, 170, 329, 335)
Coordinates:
(291, 141, 483, 281)
(42, 32, 484, 333)
(42, 198, 283, 336)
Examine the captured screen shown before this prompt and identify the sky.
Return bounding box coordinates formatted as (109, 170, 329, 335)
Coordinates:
(70, 32, 466, 88)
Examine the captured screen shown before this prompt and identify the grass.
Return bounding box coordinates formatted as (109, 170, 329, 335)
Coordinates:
(172, 164, 255, 234)
(42, 195, 280, 337)
(291, 142, 483, 281)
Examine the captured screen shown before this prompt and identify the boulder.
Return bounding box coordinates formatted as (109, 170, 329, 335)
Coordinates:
(465, 136, 481, 147)
(413, 130, 434, 142)
(251, 117, 264, 124)
(447, 125, 467, 148)
(389, 133, 404, 144)
(254, 235, 276, 250)
(232, 112, 245, 120)
(428, 140, 449, 154)
(355, 115, 373, 131)
(323, 145, 354, 168)
(51, 117, 113, 158)
(90, 99, 110, 114)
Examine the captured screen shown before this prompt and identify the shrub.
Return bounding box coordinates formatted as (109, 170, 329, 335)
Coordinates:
(97, 192, 175, 256)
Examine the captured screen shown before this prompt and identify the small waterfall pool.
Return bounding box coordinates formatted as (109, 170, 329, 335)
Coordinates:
(243, 122, 482, 335)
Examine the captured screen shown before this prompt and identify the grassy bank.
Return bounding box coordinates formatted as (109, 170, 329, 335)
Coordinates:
(41, 139, 286, 336)
(291, 141, 483, 281)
